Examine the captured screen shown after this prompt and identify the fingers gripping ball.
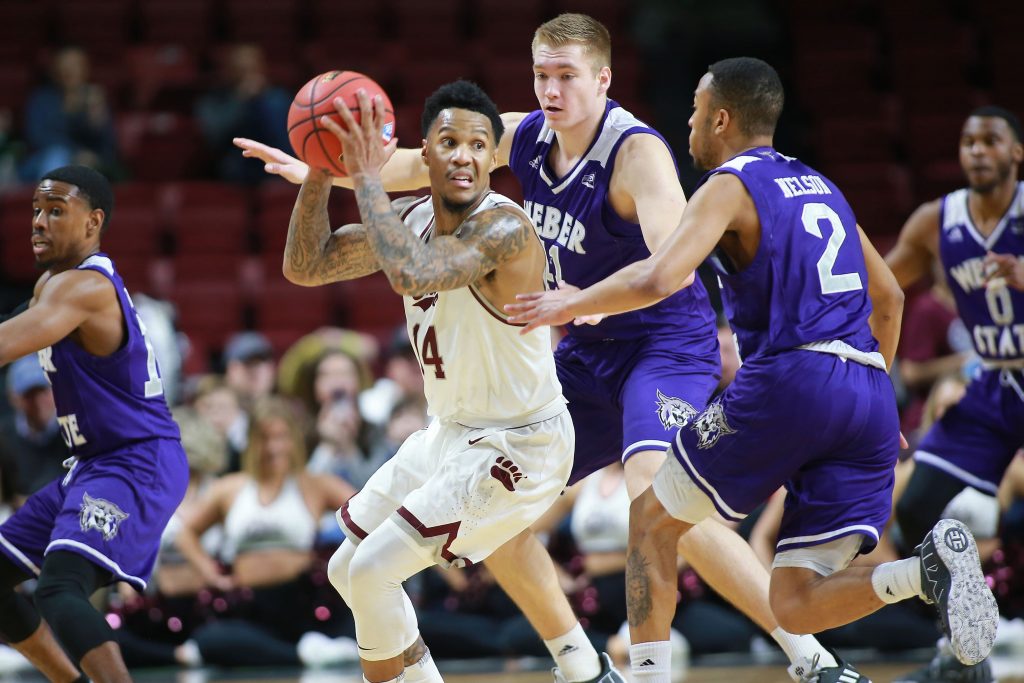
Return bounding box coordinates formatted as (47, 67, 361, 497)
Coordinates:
(287, 71, 395, 176)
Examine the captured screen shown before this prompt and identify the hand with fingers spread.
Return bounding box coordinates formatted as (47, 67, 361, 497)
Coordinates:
(233, 137, 309, 184)
(983, 250, 1024, 291)
(323, 89, 399, 180)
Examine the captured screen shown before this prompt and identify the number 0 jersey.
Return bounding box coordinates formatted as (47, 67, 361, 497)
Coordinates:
(939, 182, 1024, 363)
(393, 194, 566, 428)
(35, 253, 180, 458)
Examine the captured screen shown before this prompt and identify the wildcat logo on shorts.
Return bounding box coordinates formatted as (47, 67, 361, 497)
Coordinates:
(690, 401, 736, 449)
(943, 527, 969, 553)
(655, 389, 697, 430)
(79, 493, 129, 541)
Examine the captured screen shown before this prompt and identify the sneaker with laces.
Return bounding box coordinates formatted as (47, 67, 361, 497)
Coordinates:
(787, 650, 871, 683)
(552, 652, 626, 683)
(917, 519, 999, 666)
(891, 653, 993, 683)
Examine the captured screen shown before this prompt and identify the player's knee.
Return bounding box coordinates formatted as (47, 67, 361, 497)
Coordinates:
(346, 544, 392, 609)
(327, 541, 355, 604)
(768, 569, 817, 634)
(629, 489, 682, 548)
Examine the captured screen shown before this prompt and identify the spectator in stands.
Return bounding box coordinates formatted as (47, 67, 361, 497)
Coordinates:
(196, 44, 291, 184)
(359, 327, 425, 428)
(224, 331, 277, 410)
(0, 356, 66, 500)
(305, 349, 382, 490)
(192, 375, 248, 472)
(175, 397, 358, 667)
(21, 47, 119, 181)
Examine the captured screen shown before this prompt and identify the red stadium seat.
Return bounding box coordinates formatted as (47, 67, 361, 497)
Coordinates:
(170, 281, 245, 347)
(138, 0, 214, 47)
(160, 182, 252, 255)
(254, 280, 337, 331)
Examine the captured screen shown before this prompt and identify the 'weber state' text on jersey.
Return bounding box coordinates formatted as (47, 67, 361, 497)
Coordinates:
(508, 101, 716, 341)
(36, 254, 180, 457)
(395, 194, 566, 427)
(940, 183, 1024, 362)
(700, 147, 879, 361)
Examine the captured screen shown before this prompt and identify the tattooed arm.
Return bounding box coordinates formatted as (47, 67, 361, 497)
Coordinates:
(282, 168, 381, 286)
(353, 175, 532, 297)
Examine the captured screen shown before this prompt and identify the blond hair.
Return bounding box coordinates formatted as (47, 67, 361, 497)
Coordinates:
(532, 13, 611, 71)
(241, 396, 309, 479)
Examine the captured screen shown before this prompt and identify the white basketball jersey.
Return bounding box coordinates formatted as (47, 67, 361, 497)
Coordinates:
(394, 193, 566, 428)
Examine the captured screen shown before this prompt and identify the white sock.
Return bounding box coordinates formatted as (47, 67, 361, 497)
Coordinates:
(630, 641, 672, 682)
(771, 629, 837, 669)
(363, 675, 404, 683)
(404, 648, 443, 683)
(545, 623, 601, 682)
(872, 557, 924, 604)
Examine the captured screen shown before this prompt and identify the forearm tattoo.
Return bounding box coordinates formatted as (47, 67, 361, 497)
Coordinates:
(354, 174, 532, 295)
(286, 175, 379, 284)
(626, 547, 654, 627)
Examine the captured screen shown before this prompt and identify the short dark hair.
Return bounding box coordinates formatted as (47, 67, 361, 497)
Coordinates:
(707, 57, 784, 138)
(40, 165, 114, 233)
(420, 80, 504, 143)
(968, 105, 1022, 143)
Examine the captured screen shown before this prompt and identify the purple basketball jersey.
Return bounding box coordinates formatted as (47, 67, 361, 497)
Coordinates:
(508, 102, 716, 342)
(36, 253, 180, 458)
(698, 147, 879, 359)
(913, 183, 1024, 491)
(939, 182, 1024, 363)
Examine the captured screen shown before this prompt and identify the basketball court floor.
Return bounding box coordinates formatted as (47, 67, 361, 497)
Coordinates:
(2, 653, 1021, 683)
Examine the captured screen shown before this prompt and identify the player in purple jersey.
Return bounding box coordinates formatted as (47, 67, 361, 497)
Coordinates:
(0, 166, 187, 683)
(509, 58, 1001, 683)
(885, 107, 1024, 683)
(236, 16, 849, 683)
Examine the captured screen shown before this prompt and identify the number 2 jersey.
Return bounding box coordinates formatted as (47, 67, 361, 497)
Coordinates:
(699, 147, 881, 363)
(393, 194, 566, 428)
(940, 182, 1024, 364)
(36, 253, 180, 458)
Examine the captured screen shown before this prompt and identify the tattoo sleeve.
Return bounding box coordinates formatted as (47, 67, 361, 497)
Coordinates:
(353, 174, 532, 296)
(284, 174, 380, 285)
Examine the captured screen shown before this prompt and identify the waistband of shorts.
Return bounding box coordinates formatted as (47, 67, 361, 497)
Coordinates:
(451, 398, 568, 430)
(796, 340, 887, 371)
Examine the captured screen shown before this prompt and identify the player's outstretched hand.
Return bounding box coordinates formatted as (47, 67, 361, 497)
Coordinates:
(233, 137, 309, 184)
(983, 251, 1024, 291)
(506, 282, 583, 334)
(322, 89, 398, 179)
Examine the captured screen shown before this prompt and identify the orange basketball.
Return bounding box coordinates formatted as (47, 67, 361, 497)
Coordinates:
(287, 71, 395, 177)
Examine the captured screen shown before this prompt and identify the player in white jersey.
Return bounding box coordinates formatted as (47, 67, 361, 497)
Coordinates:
(283, 80, 573, 683)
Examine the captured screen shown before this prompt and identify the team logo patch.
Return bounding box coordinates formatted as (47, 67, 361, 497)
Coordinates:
(490, 456, 525, 492)
(690, 401, 736, 449)
(79, 493, 129, 541)
(581, 172, 596, 189)
(655, 389, 697, 430)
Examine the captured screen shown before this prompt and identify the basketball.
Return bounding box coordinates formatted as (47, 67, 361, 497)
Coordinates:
(287, 71, 396, 177)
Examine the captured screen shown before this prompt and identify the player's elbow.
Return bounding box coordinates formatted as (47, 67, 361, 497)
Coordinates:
(874, 279, 905, 319)
(635, 269, 683, 303)
(282, 263, 316, 287)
